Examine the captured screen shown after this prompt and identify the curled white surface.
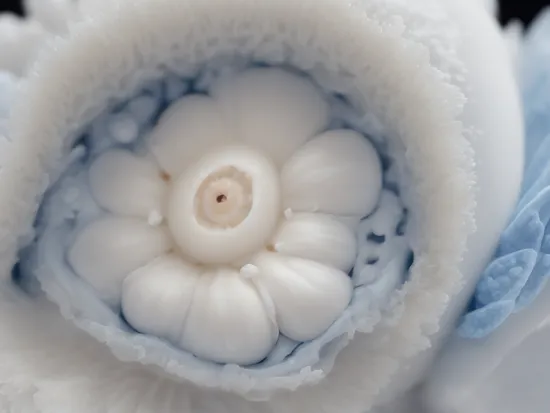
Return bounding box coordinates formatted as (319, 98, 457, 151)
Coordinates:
(0, 0, 523, 412)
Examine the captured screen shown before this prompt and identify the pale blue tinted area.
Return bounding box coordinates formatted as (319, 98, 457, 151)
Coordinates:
(459, 10, 550, 338)
(18, 61, 412, 390)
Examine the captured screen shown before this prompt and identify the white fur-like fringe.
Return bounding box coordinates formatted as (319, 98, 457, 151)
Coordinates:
(0, 0, 475, 411)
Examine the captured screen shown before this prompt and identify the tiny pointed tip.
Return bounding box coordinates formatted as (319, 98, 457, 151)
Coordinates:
(240, 263, 259, 278)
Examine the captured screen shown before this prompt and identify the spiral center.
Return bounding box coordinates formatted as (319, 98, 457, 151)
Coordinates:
(196, 167, 253, 229)
(167, 146, 281, 264)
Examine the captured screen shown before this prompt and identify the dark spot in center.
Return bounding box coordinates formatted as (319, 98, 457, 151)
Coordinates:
(217, 194, 227, 203)
(367, 233, 386, 244)
(160, 171, 171, 182)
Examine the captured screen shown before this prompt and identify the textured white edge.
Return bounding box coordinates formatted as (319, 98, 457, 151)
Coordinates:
(504, 20, 524, 78)
(482, 0, 498, 16)
(0, 0, 475, 411)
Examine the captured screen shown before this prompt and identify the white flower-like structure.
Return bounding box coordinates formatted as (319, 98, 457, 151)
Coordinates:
(67, 69, 382, 365)
(0, 0, 526, 412)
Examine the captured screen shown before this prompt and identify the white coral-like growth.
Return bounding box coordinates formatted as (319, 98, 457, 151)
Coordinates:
(68, 68, 383, 364)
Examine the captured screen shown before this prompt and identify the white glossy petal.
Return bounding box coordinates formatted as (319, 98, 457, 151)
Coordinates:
(179, 268, 278, 365)
(148, 95, 232, 177)
(89, 149, 168, 218)
(68, 216, 172, 306)
(122, 255, 200, 342)
(212, 68, 329, 166)
(272, 213, 357, 272)
(281, 129, 382, 218)
(254, 253, 353, 341)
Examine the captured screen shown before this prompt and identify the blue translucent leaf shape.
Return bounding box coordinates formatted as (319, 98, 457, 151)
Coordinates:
(515, 250, 550, 310)
(499, 208, 544, 255)
(461, 10, 550, 340)
(474, 249, 537, 307)
(521, 141, 550, 208)
(457, 300, 516, 339)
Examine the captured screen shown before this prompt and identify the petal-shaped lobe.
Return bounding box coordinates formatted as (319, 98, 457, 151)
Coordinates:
(213, 68, 329, 166)
(272, 213, 357, 272)
(281, 129, 382, 218)
(68, 216, 172, 306)
(149, 95, 233, 177)
(179, 268, 278, 365)
(89, 149, 168, 218)
(122, 255, 200, 342)
(254, 253, 353, 341)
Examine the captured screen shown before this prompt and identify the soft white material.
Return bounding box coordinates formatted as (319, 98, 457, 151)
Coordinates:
(64, 69, 380, 365)
(421, 281, 550, 413)
(353, 192, 410, 290)
(0, 0, 523, 411)
(281, 130, 382, 219)
(373, 0, 524, 404)
(148, 95, 232, 177)
(68, 216, 173, 306)
(253, 252, 353, 341)
(122, 255, 200, 343)
(273, 213, 357, 272)
(0, 14, 48, 76)
(480, 0, 498, 16)
(89, 150, 169, 218)
(2, 0, 472, 409)
(413, 10, 546, 413)
(177, 267, 279, 365)
(20, 51, 415, 399)
(168, 145, 281, 264)
(25, 0, 74, 33)
(24, 0, 112, 33)
(212, 68, 330, 166)
(0, 71, 16, 137)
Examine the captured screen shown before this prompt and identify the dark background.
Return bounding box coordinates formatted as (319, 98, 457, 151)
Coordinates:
(0, 0, 548, 26)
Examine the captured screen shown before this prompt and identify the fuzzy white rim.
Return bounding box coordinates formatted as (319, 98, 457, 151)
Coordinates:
(0, 0, 475, 411)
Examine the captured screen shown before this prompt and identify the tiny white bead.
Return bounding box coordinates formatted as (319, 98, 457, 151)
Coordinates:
(240, 264, 260, 278)
(168, 146, 281, 264)
(108, 113, 139, 144)
(284, 208, 294, 219)
(147, 210, 163, 226)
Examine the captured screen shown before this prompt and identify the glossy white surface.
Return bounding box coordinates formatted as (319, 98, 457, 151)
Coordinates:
(69, 69, 385, 365)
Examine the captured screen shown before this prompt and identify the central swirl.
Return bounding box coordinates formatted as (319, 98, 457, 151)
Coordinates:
(195, 166, 254, 229)
(67, 68, 383, 365)
(170, 146, 281, 264)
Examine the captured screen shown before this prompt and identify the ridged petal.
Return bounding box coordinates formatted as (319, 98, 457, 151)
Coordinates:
(254, 252, 352, 341)
(281, 129, 382, 218)
(179, 268, 278, 365)
(89, 149, 168, 218)
(272, 213, 357, 272)
(68, 216, 172, 306)
(122, 255, 200, 342)
(148, 95, 232, 177)
(213, 68, 329, 166)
